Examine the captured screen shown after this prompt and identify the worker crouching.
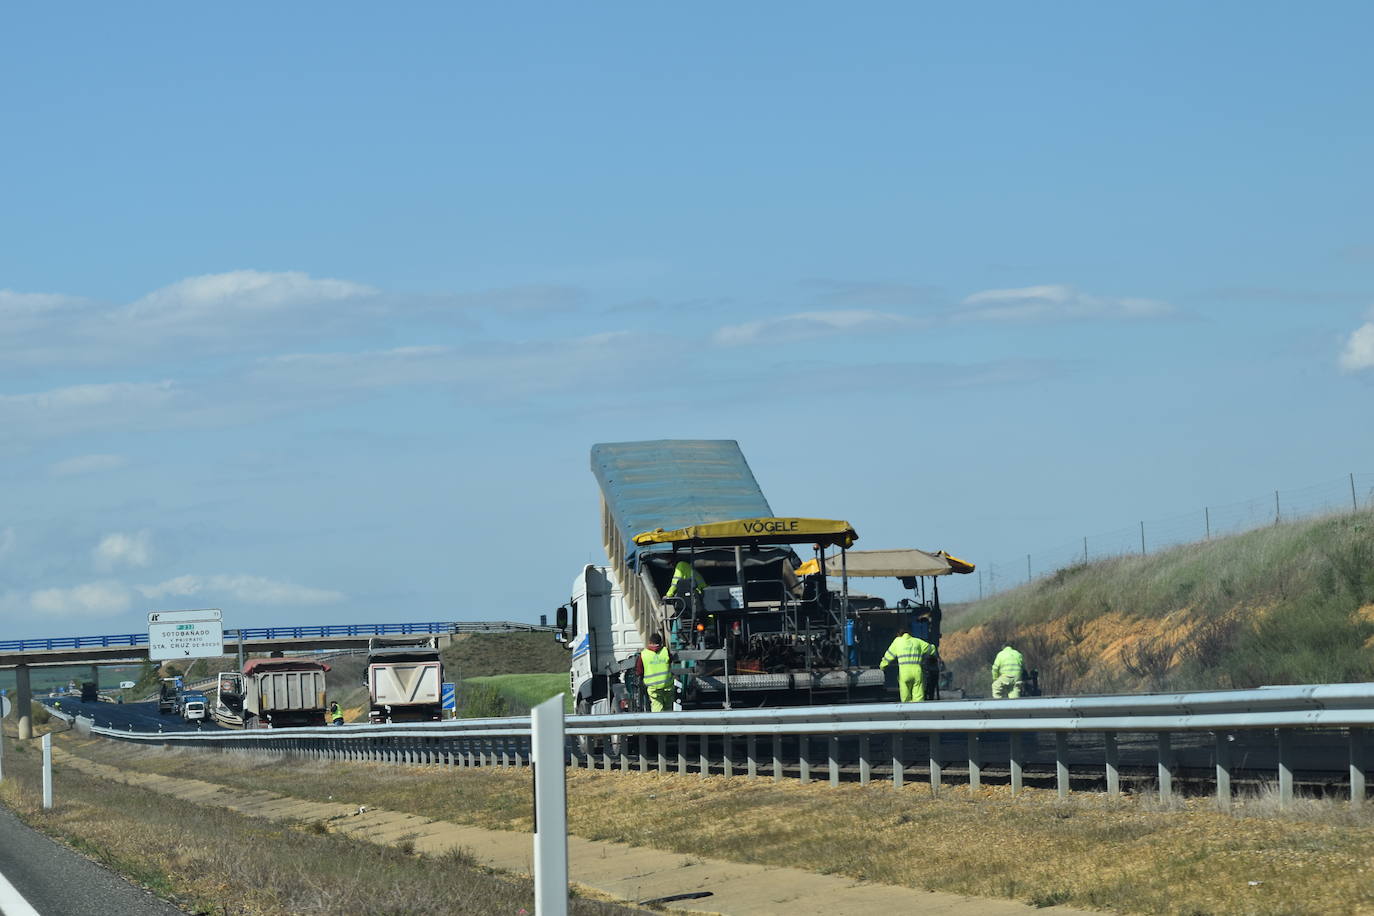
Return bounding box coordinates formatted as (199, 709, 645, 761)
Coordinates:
(880, 624, 936, 702)
(991, 644, 1026, 698)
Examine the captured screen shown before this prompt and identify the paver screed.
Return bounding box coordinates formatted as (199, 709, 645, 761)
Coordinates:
(53, 748, 1095, 916)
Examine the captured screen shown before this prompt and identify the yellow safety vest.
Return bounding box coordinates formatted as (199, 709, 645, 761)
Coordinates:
(882, 633, 934, 669)
(665, 561, 706, 597)
(641, 647, 672, 689)
(992, 646, 1025, 680)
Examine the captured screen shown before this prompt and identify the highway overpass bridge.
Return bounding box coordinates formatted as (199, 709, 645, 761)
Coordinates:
(1, 620, 554, 739)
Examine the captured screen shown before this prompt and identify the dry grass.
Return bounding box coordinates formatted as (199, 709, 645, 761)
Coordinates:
(0, 733, 644, 915)
(58, 734, 1374, 915)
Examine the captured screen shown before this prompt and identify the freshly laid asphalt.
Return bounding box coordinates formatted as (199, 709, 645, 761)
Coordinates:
(0, 803, 186, 916)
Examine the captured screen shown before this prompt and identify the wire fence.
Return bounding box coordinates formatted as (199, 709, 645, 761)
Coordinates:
(963, 472, 1374, 601)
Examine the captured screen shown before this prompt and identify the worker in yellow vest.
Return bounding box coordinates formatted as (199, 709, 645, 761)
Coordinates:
(665, 559, 706, 600)
(879, 624, 936, 702)
(991, 644, 1026, 698)
(636, 633, 675, 712)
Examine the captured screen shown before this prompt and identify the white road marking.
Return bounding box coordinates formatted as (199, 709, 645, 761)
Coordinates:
(0, 863, 42, 916)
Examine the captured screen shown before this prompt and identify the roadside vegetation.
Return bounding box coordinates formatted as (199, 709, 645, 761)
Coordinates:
(0, 727, 642, 915)
(48, 732, 1374, 915)
(942, 509, 1374, 695)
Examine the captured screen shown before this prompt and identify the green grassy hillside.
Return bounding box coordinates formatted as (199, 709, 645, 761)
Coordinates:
(460, 673, 571, 716)
(440, 631, 567, 679)
(941, 508, 1374, 696)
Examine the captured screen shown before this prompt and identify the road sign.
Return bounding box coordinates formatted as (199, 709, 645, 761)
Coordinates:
(148, 608, 224, 660)
(441, 682, 456, 711)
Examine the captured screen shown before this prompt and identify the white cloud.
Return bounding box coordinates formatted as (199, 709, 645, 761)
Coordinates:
(29, 581, 134, 618)
(0, 381, 177, 445)
(123, 270, 376, 326)
(50, 453, 128, 477)
(94, 530, 153, 572)
(137, 574, 344, 606)
(958, 284, 1173, 322)
(714, 310, 915, 346)
(1338, 321, 1374, 372)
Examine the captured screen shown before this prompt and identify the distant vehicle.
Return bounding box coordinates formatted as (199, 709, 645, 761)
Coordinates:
(367, 637, 443, 724)
(179, 691, 208, 721)
(157, 680, 178, 715)
(215, 658, 330, 729)
(80, 682, 99, 702)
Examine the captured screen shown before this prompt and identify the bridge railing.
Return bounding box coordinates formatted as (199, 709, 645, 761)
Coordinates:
(0, 620, 555, 653)
(87, 683, 1373, 808)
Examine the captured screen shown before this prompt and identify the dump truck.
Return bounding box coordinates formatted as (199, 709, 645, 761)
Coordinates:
(157, 680, 178, 715)
(555, 440, 975, 718)
(80, 681, 99, 703)
(213, 658, 329, 729)
(366, 637, 444, 723)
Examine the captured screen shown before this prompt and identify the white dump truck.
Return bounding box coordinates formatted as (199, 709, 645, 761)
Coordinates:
(214, 658, 329, 729)
(366, 637, 444, 723)
(557, 440, 974, 717)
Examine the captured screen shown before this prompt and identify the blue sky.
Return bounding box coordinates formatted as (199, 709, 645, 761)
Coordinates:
(2, 3, 1372, 638)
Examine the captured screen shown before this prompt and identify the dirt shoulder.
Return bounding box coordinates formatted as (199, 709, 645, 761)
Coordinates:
(52, 733, 1374, 915)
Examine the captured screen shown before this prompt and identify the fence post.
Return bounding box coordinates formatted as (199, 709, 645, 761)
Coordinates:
(929, 734, 943, 796)
(1353, 473, 1359, 512)
(859, 734, 871, 786)
(829, 736, 841, 787)
(1278, 729, 1294, 807)
(1105, 731, 1119, 798)
(1055, 732, 1069, 799)
(1205, 507, 1210, 540)
(1140, 521, 1146, 555)
(1009, 732, 1022, 796)
(968, 733, 982, 792)
(1215, 731, 1232, 809)
(1157, 732, 1174, 803)
(42, 732, 53, 809)
(531, 696, 568, 916)
(892, 733, 905, 789)
(1351, 727, 1366, 807)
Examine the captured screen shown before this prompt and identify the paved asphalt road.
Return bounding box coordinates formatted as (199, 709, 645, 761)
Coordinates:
(0, 804, 186, 916)
(42, 697, 220, 734)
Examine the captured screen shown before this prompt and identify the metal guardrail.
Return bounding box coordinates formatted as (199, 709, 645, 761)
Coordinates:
(0, 620, 554, 653)
(89, 683, 1373, 808)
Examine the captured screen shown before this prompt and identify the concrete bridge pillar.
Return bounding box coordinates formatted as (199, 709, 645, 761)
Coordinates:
(15, 664, 32, 740)
(89, 664, 100, 689)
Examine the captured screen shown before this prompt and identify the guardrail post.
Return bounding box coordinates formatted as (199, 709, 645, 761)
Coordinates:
(1009, 731, 1023, 796)
(678, 735, 688, 776)
(657, 737, 667, 774)
(1278, 729, 1294, 807)
(619, 736, 629, 773)
(799, 736, 811, 784)
(829, 735, 840, 787)
(968, 733, 981, 792)
(638, 734, 648, 773)
(1351, 727, 1367, 807)
(1055, 733, 1069, 799)
(772, 735, 783, 783)
(1157, 732, 1174, 803)
(892, 733, 904, 789)
(723, 735, 733, 778)
(699, 733, 709, 778)
(929, 734, 942, 796)
(747, 734, 757, 779)
(859, 734, 871, 786)
(531, 696, 569, 916)
(42, 732, 53, 809)
(1105, 731, 1120, 798)
(1215, 731, 1232, 808)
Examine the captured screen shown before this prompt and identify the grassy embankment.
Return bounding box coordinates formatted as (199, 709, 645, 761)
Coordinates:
(51, 732, 1374, 916)
(940, 508, 1374, 696)
(0, 722, 640, 916)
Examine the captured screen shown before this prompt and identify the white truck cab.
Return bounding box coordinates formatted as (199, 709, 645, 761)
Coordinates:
(562, 564, 648, 716)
